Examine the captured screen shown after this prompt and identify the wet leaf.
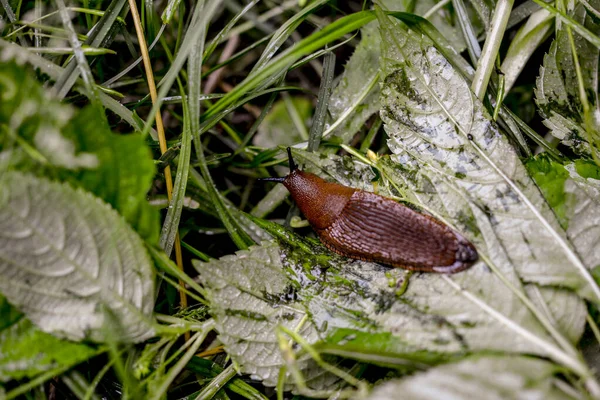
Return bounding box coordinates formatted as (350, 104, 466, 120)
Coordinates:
(377, 9, 599, 300)
(0, 172, 155, 343)
(193, 242, 344, 389)
(356, 355, 569, 400)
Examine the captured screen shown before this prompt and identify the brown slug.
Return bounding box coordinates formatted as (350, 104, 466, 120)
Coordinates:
(262, 148, 478, 273)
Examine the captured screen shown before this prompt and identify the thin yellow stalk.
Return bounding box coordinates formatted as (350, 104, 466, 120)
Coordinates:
(127, 0, 188, 315)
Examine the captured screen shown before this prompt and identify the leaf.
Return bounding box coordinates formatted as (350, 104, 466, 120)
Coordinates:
(377, 9, 600, 300)
(195, 223, 584, 384)
(327, 2, 479, 145)
(0, 316, 97, 382)
(527, 157, 600, 271)
(0, 172, 155, 343)
(60, 107, 160, 244)
(253, 97, 313, 148)
(0, 60, 160, 244)
(534, 1, 600, 156)
(357, 355, 570, 400)
(193, 242, 344, 389)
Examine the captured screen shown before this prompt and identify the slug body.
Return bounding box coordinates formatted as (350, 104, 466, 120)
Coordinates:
(266, 149, 478, 273)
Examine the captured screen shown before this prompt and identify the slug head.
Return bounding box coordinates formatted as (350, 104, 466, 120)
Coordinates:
(261, 148, 356, 230)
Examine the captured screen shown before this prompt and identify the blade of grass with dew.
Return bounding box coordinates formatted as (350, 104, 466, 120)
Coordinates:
(472, 0, 514, 100)
(159, 97, 192, 258)
(204, 10, 475, 124)
(452, 0, 482, 65)
(307, 51, 335, 152)
(159, 0, 211, 259)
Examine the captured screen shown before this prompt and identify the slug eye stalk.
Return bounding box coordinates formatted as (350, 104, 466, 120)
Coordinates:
(287, 147, 297, 171)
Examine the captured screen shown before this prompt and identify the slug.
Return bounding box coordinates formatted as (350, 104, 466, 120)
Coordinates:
(262, 148, 478, 273)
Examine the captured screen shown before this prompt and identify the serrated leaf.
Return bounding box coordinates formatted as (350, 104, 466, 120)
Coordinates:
(327, 1, 479, 144)
(377, 10, 599, 300)
(0, 172, 155, 343)
(0, 316, 97, 382)
(534, 1, 600, 156)
(193, 242, 344, 390)
(527, 157, 600, 271)
(356, 355, 569, 400)
(59, 107, 159, 244)
(196, 228, 583, 388)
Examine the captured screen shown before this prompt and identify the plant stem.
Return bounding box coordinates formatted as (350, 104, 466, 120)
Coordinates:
(472, 0, 514, 100)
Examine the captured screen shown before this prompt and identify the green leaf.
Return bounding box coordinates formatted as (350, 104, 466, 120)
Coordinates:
(0, 317, 97, 382)
(534, 1, 600, 156)
(0, 172, 155, 343)
(527, 156, 600, 271)
(0, 60, 159, 244)
(60, 107, 159, 244)
(254, 97, 313, 148)
(358, 355, 570, 400)
(526, 156, 573, 228)
(377, 9, 600, 300)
